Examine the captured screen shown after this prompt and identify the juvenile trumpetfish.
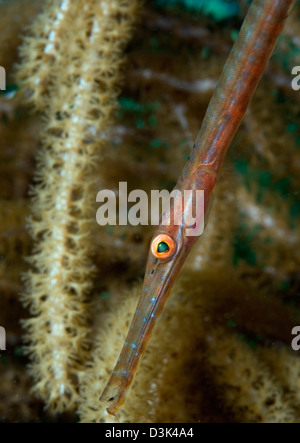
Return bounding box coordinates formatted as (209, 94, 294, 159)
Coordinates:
(100, 0, 297, 416)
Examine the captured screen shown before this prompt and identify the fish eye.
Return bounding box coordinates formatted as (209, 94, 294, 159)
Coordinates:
(151, 234, 177, 260)
(157, 241, 169, 253)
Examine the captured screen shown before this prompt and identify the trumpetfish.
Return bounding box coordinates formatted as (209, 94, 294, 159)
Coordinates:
(100, 0, 296, 415)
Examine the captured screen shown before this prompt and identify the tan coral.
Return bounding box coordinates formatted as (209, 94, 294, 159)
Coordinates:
(0, 0, 42, 75)
(16, 0, 140, 412)
(78, 263, 300, 423)
(1, 0, 300, 423)
(204, 327, 296, 423)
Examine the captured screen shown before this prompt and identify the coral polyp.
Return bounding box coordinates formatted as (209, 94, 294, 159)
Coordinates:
(0, 0, 300, 423)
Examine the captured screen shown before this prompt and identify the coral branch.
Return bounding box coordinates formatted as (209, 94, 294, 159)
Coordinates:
(16, 0, 139, 411)
(2, 0, 300, 423)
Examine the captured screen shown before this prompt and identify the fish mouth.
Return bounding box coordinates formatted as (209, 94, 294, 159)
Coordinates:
(99, 251, 187, 416)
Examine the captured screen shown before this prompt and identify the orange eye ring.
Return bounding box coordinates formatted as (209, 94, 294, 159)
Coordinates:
(151, 234, 177, 260)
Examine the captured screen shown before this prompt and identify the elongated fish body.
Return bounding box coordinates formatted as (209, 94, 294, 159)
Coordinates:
(100, 0, 296, 415)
